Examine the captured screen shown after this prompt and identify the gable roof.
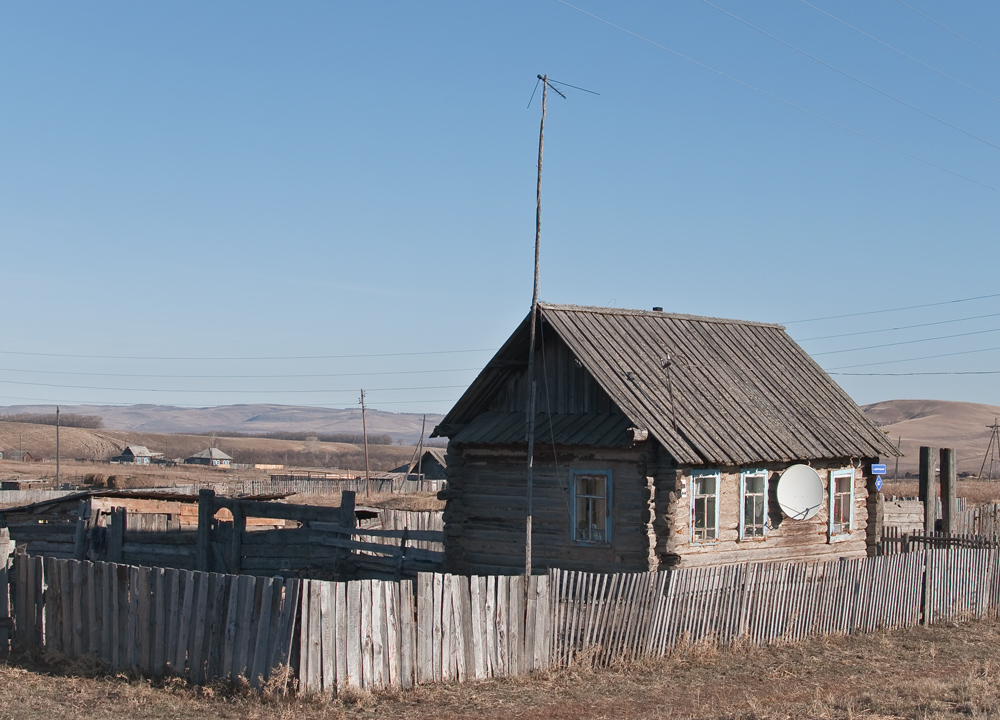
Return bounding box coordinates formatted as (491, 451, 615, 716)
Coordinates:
(433, 303, 898, 466)
(120, 445, 161, 458)
(187, 447, 234, 461)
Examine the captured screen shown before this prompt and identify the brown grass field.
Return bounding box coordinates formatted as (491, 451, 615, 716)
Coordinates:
(4, 616, 1000, 719)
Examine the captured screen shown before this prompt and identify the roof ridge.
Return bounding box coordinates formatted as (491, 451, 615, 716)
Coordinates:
(537, 302, 785, 330)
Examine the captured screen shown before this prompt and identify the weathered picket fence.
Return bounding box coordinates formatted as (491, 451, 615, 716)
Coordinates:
(878, 527, 998, 555)
(295, 572, 551, 694)
(3, 546, 1000, 692)
(9, 553, 300, 686)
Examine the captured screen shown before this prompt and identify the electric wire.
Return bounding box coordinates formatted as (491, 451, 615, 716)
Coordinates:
(700, 0, 1000, 154)
(0, 379, 469, 394)
(0, 348, 495, 362)
(811, 327, 1000, 356)
(796, 312, 1000, 342)
(782, 292, 1000, 324)
(553, 0, 998, 192)
(826, 344, 1000, 370)
(0, 367, 480, 380)
(894, 0, 1000, 64)
(797, 0, 1000, 104)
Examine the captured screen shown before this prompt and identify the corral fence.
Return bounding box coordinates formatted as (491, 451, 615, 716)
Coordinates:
(2, 490, 445, 580)
(4, 538, 1000, 692)
(251, 474, 445, 496)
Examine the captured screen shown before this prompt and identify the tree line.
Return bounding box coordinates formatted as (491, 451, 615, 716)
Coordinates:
(0, 413, 104, 429)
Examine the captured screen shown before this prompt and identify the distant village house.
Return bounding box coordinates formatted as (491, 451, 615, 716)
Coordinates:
(110, 445, 162, 465)
(185, 447, 234, 467)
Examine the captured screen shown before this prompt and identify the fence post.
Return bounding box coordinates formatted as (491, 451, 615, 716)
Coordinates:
(0, 528, 10, 655)
(919, 446, 938, 533)
(108, 508, 125, 563)
(229, 502, 244, 575)
(197, 489, 216, 572)
(940, 448, 957, 534)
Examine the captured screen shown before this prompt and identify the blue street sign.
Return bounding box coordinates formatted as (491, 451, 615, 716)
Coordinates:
(875, 475, 883, 491)
(872, 463, 887, 475)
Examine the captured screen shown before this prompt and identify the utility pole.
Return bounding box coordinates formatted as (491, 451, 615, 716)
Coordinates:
(417, 414, 426, 480)
(360, 389, 371, 496)
(978, 419, 1000, 481)
(893, 436, 901, 482)
(55, 406, 61, 483)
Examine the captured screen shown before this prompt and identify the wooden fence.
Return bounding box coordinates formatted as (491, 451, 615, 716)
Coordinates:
(4, 547, 1000, 691)
(7, 553, 300, 685)
(549, 548, 1000, 667)
(2, 490, 445, 580)
(246, 475, 444, 497)
(295, 573, 550, 694)
(878, 527, 999, 555)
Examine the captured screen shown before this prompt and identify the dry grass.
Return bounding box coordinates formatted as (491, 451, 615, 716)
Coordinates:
(7, 618, 1000, 719)
(882, 478, 1000, 507)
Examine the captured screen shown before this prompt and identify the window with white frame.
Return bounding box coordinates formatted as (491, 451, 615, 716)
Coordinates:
(571, 469, 611, 545)
(740, 469, 768, 540)
(691, 470, 720, 542)
(829, 468, 855, 536)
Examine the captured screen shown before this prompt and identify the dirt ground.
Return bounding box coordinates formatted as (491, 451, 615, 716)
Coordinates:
(4, 617, 1000, 720)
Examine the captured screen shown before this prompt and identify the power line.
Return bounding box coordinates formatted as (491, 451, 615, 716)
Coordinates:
(782, 292, 1000, 324)
(553, 0, 998, 192)
(894, 0, 1000, 64)
(797, 0, 1000, 104)
(0, 379, 470, 394)
(0, 366, 480, 380)
(826, 344, 1000, 370)
(700, 0, 1000, 154)
(0, 348, 496, 362)
(811, 327, 1000, 356)
(796, 312, 1000, 342)
(831, 370, 1000, 376)
(0, 394, 461, 408)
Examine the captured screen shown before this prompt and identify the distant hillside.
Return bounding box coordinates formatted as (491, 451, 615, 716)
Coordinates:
(0, 403, 444, 445)
(861, 399, 1000, 477)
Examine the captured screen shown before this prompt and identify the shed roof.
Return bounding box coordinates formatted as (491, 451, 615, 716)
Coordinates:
(433, 303, 898, 466)
(187, 447, 234, 461)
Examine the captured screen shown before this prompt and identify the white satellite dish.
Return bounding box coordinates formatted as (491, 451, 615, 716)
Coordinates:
(776, 464, 824, 520)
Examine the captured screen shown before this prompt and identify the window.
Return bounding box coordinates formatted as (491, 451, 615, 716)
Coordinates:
(571, 469, 611, 545)
(740, 469, 768, 540)
(829, 469, 855, 536)
(691, 470, 720, 542)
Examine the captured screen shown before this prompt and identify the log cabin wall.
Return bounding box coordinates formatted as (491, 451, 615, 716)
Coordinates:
(442, 441, 658, 576)
(657, 458, 878, 568)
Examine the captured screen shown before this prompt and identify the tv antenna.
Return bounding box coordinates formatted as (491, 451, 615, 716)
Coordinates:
(978, 418, 1000, 481)
(524, 74, 597, 578)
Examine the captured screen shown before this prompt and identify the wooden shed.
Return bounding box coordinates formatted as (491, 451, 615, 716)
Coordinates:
(432, 303, 899, 575)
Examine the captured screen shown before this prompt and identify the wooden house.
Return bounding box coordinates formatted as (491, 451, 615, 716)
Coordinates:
(111, 444, 161, 465)
(185, 447, 234, 467)
(432, 304, 898, 575)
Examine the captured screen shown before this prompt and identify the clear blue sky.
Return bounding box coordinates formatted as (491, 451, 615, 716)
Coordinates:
(2, 1, 999, 415)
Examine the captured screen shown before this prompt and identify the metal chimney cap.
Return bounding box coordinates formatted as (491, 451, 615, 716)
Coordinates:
(652, 307, 663, 312)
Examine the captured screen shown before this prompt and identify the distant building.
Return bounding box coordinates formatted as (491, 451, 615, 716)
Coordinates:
(111, 445, 161, 465)
(392, 448, 448, 479)
(185, 447, 234, 467)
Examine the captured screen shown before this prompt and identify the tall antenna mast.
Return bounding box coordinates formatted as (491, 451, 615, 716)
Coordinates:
(525, 74, 566, 578)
